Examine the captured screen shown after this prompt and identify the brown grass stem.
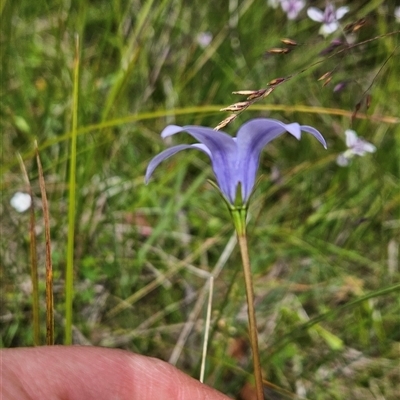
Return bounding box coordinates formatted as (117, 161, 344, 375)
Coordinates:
(35, 142, 54, 345)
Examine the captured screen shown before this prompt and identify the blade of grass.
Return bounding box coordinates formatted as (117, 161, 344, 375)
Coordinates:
(65, 34, 80, 344)
(35, 141, 54, 345)
(4, 104, 398, 178)
(199, 275, 214, 383)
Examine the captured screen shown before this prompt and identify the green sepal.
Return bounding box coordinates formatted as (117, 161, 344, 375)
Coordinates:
(229, 204, 247, 236)
(207, 179, 247, 236)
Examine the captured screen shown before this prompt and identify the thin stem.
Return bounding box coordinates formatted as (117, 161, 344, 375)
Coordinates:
(237, 231, 264, 400)
(35, 142, 54, 345)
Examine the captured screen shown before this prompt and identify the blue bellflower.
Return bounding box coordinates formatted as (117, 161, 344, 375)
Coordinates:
(145, 118, 327, 206)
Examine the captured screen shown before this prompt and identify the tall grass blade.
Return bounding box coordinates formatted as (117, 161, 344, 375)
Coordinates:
(65, 34, 80, 344)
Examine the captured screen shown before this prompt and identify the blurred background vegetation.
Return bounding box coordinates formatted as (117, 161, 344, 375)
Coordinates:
(1, 0, 399, 398)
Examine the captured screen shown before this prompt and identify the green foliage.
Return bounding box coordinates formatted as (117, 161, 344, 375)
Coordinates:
(1, 0, 399, 397)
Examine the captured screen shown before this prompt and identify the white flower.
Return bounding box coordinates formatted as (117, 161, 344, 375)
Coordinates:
(10, 192, 32, 212)
(307, 3, 349, 36)
(336, 129, 376, 167)
(395, 6, 400, 23)
(280, 0, 306, 20)
(196, 32, 213, 49)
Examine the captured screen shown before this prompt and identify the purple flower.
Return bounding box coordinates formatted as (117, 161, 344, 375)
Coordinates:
(333, 81, 349, 93)
(280, 0, 306, 20)
(146, 119, 326, 205)
(336, 129, 376, 167)
(307, 3, 349, 36)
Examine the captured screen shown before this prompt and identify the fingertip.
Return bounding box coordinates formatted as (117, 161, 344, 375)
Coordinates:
(125, 352, 231, 400)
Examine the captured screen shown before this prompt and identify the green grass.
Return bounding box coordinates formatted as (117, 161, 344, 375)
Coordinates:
(1, 0, 400, 398)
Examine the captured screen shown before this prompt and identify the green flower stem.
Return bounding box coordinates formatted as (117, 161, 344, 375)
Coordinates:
(231, 207, 264, 400)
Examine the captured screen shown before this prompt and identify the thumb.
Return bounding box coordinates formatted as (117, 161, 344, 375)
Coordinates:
(1, 346, 231, 400)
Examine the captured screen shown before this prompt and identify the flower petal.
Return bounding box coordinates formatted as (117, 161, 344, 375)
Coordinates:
(161, 125, 188, 138)
(307, 7, 325, 22)
(161, 125, 234, 151)
(345, 129, 358, 147)
(335, 6, 349, 20)
(235, 119, 291, 200)
(336, 153, 350, 167)
(281, 0, 305, 20)
(352, 140, 376, 156)
(360, 142, 376, 154)
(298, 125, 328, 148)
(320, 21, 339, 35)
(236, 119, 326, 201)
(145, 144, 209, 184)
(160, 125, 239, 203)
